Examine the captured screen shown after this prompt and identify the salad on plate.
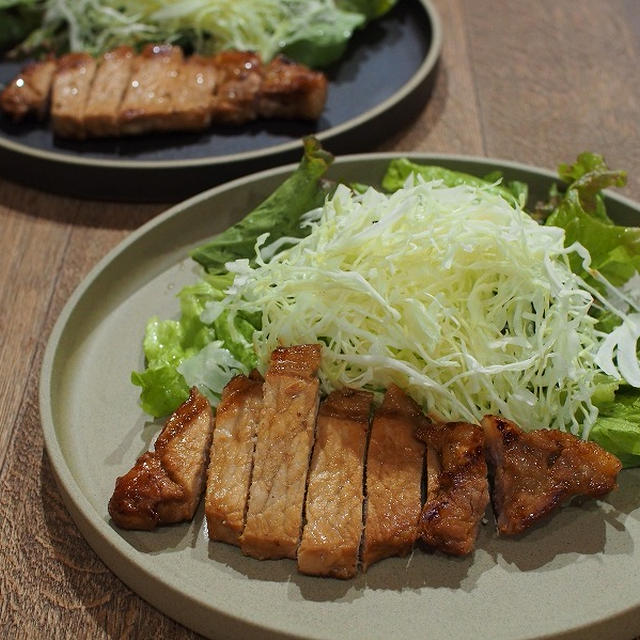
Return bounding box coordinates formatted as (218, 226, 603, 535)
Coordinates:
(0, 0, 397, 68)
(131, 137, 640, 468)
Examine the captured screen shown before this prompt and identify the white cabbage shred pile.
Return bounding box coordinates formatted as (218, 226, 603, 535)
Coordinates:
(212, 178, 640, 436)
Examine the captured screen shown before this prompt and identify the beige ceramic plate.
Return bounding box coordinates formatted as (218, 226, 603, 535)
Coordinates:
(40, 154, 640, 640)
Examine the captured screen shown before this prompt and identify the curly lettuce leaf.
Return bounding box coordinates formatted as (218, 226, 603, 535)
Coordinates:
(6, 0, 393, 66)
(381, 158, 523, 206)
(191, 136, 334, 274)
(133, 143, 640, 470)
(547, 189, 640, 287)
(131, 364, 189, 420)
(279, 8, 365, 68)
(0, 3, 42, 50)
(338, 0, 396, 19)
(131, 273, 255, 417)
(591, 387, 640, 467)
(545, 153, 635, 284)
(558, 151, 627, 222)
(482, 170, 528, 206)
(133, 140, 332, 416)
(540, 152, 639, 466)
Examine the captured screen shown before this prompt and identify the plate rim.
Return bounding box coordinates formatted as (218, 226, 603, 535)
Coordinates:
(0, 0, 442, 172)
(39, 151, 640, 640)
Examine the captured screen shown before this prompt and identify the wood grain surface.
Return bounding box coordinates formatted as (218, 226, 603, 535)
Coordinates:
(1, 1, 639, 638)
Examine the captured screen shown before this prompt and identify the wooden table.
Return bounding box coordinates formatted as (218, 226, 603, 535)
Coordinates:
(1, 1, 639, 638)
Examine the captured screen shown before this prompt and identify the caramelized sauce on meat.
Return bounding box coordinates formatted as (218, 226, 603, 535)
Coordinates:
(417, 421, 489, 556)
(106, 342, 627, 576)
(1, 46, 327, 135)
(0, 58, 57, 121)
(108, 387, 213, 530)
(482, 415, 622, 535)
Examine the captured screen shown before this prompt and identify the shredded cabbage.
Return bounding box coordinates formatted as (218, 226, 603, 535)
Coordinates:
(14, 0, 373, 66)
(177, 340, 247, 401)
(216, 178, 640, 436)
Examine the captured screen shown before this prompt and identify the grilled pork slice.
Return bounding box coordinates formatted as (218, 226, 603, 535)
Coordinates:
(205, 372, 263, 545)
(210, 50, 263, 124)
(298, 388, 373, 578)
(482, 415, 622, 536)
(361, 385, 426, 570)
(241, 344, 322, 560)
(417, 421, 489, 556)
(51, 53, 97, 138)
(171, 54, 219, 131)
(0, 58, 57, 121)
(84, 46, 135, 137)
(2, 46, 329, 135)
(118, 43, 183, 135)
(108, 387, 214, 530)
(258, 55, 328, 120)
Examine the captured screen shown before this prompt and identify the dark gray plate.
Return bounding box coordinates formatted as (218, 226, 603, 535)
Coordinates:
(41, 153, 640, 640)
(0, 0, 441, 201)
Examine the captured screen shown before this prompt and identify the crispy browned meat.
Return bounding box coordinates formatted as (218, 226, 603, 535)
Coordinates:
(482, 415, 622, 535)
(416, 421, 489, 556)
(84, 46, 135, 137)
(118, 43, 184, 135)
(361, 385, 426, 571)
(205, 371, 263, 545)
(51, 53, 97, 138)
(0, 58, 57, 121)
(241, 344, 322, 560)
(108, 387, 214, 530)
(259, 55, 328, 120)
(298, 388, 372, 578)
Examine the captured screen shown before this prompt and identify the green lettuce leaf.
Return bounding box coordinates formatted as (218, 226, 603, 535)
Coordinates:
(381, 158, 522, 206)
(280, 0, 399, 66)
(557, 151, 627, 222)
(280, 8, 365, 68)
(546, 185, 640, 287)
(133, 139, 333, 416)
(591, 387, 640, 467)
(130, 365, 190, 420)
(6, 0, 390, 66)
(338, 0, 397, 19)
(482, 170, 528, 206)
(541, 152, 639, 466)
(131, 274, 234, 417)
(0, 3, 42, 50)
(191, 136, 334, 274)
(544, 153, 636, 287)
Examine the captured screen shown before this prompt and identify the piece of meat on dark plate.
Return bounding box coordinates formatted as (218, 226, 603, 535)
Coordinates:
(108, 387, 214, 530)
(258, 55, 328, 121)
(83, 46, 135, 137)
(209, 50, 263, 124)
(118, 43, 184, 136)
(0, 58, 57, 121)
(361, 384, 426, 571)
(416, 421, 489, 556)
(171, 54, 219, 131)
(298, 388, 373, 579)
(51, 52, 97, 138)
(482, 415, 622, 536)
